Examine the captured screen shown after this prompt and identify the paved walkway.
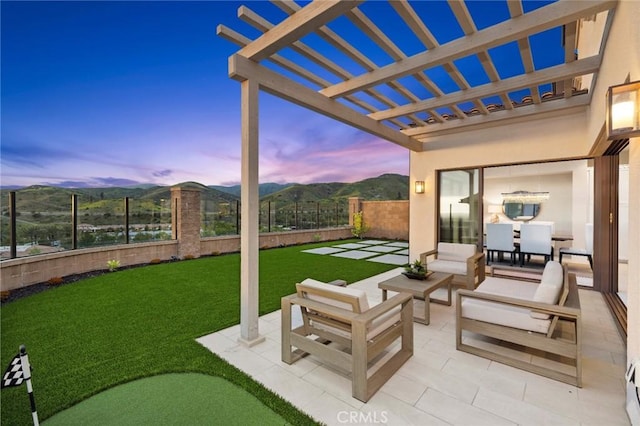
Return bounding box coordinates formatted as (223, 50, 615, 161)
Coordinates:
(302, 239, 409, 265)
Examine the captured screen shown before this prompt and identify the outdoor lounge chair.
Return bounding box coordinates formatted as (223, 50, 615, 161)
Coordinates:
(421, 242, 486, 290)
(456, 261, 582, 386)
(281, 279, 413, 402)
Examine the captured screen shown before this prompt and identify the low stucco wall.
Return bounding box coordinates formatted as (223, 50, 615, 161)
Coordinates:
(0, 240, 178, 292)
(1, 227, 353, 292)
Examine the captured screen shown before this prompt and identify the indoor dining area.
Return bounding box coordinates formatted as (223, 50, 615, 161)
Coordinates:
(437, 154, 630, 311)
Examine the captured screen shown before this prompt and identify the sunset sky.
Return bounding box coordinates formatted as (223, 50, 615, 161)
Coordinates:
(1, 1, 410, 188)
(1, 1, 560, 188)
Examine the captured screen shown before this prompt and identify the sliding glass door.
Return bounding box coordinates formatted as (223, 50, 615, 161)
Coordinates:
(438, 169, 481, 245)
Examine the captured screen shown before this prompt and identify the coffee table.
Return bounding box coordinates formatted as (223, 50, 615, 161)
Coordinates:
(378, 272, 453, 325)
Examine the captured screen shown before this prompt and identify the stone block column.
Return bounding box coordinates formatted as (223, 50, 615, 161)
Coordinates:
(171, 186, 201, 259)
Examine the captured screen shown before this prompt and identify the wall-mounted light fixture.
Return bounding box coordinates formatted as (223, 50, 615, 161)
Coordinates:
(607, 80, 640, 140)
(414, 180, 425, 194)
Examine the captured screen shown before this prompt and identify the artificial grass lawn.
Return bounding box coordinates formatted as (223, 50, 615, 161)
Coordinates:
(1, 240, 399, 425)
(43, 373, 287, 425)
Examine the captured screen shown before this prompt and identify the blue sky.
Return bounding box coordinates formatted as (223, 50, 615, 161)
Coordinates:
(1, 1, 561, 189)
(1, 1, 410, 188)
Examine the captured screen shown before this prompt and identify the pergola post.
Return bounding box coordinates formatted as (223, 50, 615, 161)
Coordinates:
(238, 78, 264, 346)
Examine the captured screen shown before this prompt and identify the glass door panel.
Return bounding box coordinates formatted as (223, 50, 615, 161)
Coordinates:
(438, 169, 480, 244)
(618, 146, 629, 305)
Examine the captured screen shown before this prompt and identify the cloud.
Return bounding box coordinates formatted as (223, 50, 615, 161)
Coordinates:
(0, 137, 73, 168)
(42, 177, 144, 188)
(152, 169, 172, 177)
(259, 125, 408, 184)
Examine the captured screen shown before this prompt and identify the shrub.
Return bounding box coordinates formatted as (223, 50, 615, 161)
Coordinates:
(28, 247, 42, 255)
(351, 211, 369, 239)
(313, 233, 321, 242)
(47, 277, 64, 286)
(107, 259, 120, 272)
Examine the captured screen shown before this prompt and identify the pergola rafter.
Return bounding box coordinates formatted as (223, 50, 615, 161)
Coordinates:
(220, 0, 618, 344)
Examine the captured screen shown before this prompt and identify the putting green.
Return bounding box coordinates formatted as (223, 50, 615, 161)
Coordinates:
(43, 373, 288, 425)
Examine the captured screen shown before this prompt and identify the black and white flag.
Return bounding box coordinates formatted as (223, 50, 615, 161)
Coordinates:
(2, 352, 25, 388)
(1, 345, 39, 425)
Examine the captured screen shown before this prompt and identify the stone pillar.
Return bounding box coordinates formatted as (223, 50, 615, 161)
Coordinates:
(348, 197, 363, 227)
(171, 186, 201, 259)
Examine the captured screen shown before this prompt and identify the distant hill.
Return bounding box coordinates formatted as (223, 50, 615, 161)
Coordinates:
(0, 182, 239, 216)
(210, 182, 295, 198)
(261, 174, 409, 204)
(1, 174, 408, 215)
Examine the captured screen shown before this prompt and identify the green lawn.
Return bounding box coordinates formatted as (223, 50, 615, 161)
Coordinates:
(1, 240, 399, 425)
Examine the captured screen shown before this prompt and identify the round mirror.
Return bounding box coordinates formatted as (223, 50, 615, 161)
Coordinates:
(501, 190, 547, 221)
(502, 200, 541, 221)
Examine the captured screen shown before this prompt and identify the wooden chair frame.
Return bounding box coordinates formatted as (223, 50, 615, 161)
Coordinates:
(456, 270, 582, 387)
(281, 285, 413, 402)
(420, 249, 486, 290)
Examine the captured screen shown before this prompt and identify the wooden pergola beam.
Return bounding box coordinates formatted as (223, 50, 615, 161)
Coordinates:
(229, 54, 424, 152)
(238, 0, 363, 62)
(321, 0, 616, 99)
(369, 55, 600, 121)
(405, 95, 590, 138)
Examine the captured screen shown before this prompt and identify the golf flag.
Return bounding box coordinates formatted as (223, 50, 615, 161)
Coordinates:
(1, 345, 39, 426)
(2, 352, 25, 388)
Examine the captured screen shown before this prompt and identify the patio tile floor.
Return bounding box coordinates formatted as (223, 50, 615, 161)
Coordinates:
(305, 240, 410, 265)
(197, 268, 629, 425)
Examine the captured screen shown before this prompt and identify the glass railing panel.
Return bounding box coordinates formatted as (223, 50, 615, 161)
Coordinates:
(76, 195, 126, 248)
(0, 188, 73, 258)
(128, 198, 171, 243)
(201, 198, 238, 237)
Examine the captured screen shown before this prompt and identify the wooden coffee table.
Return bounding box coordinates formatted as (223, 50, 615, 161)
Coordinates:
(378, 272, 453, 325)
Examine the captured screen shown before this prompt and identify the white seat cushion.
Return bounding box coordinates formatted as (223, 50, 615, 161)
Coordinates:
(462, 277, 551, 334)
(297, 278, 399, 340)
(428, 259, 467, 275)
(298, 278, 369, 312)
(462, 298, 551, 334)
(531, 261, 564, 319)
(436, 242, 475, 261)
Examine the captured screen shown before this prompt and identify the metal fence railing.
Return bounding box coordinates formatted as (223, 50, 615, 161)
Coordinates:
(1, 190, 351, 260)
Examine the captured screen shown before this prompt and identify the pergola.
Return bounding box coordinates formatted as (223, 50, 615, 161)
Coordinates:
(217, 0, 617, 344)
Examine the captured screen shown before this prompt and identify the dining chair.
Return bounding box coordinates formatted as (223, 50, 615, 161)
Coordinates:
(519, 223, 553, 266)
(559, 223, 593, 269)
(485, 223, 517, 265)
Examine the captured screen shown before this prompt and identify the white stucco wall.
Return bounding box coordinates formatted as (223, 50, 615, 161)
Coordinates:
(586, 3, 639, 417)
(410, 2, 639, 417)
(410, 110, 588, 258)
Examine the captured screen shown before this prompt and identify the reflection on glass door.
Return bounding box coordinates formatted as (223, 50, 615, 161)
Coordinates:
(618, 146, 629, 305)
(438, 169, 480, 244)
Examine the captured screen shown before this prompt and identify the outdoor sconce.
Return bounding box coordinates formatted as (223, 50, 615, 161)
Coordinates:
(414, 181, 425, 194)
(607, 80, 640, 140)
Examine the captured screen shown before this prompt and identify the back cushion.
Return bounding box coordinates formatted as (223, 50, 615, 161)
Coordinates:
(540, 261, 564, 287)
(531, 261, 564, 319)
(437, 243, 476, 261)
(297, 278, 369, 313)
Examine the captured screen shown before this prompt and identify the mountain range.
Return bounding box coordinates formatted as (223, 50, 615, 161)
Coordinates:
(0, 174, 409, 213)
